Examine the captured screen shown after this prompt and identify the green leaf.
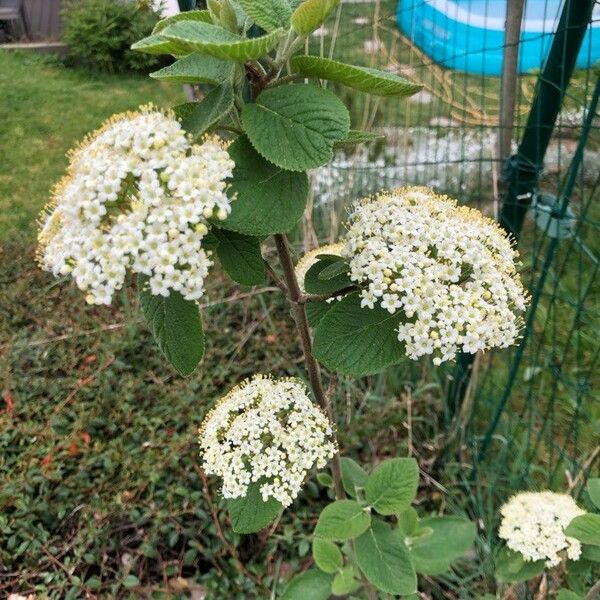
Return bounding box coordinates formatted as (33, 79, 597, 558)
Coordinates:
(281, 570, 332, 600)
(314, 499, 371, 541)
(331, 565, 356, 595)
(161, 21, 284, 61)
(409, 516, 476, 575)
(582, 544, 600, 561)
(219, 136, 308, 236)
(241, 84, 350, 171)
(334, 129, 385, 148)
(355, 520, 417, 595)
(226, 483, 281, 533)
(313, 293, 404, 376)
(397, 507, 419, 538)
(291, 0, 340, 35)
(304, 256, 352, 296)
(495, 546, 544, 583)
(123, 575, 140, 589)
(173, 84, 234, 140)
(131, 34, 183, 56)
(138, 276, 204, 376)
(312, 538, 343, 573)
(340, 457, 368, 498)
(366, 458, 418, 515)
(566, 514, 600, 546)
(213, 228, 265, 286)
(318, 258, 349, 280)
(316, 472, 334, 488)
(150, 53, 233, 84)
(557, 591, 582, 600)
(306, 300, 332, 328)
(587, 478, 600, 510)
(238, 0, 291, 31)
(291, 56, 423, 97)
(153, 9, 212, 34)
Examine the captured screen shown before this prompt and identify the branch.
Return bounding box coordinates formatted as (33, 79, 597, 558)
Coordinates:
(586, 579, 600, 600)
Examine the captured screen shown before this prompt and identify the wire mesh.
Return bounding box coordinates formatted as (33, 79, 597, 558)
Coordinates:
(308, 0, 600, 511)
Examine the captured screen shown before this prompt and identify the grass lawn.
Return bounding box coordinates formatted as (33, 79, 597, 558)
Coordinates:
(0, 51, 182, 240)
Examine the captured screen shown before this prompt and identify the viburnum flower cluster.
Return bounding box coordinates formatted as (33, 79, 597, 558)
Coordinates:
(343, 186, 528, 365)
(295, 242, 345, 294)
(198, 375, 337, 506)
(498, 491, 585, 567)
(37, 106, 234, 305)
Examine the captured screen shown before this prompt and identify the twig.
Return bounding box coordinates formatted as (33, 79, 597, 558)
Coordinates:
(586, 579, 600, 600)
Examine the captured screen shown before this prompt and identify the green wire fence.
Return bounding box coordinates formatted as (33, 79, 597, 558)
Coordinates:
(308, 0, 599, 516)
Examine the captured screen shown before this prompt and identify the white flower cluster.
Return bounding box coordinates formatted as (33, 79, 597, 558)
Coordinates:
(499, 491, 585, 567)
(199, 375, 337, 507)
(37, 106, 234, 305)
(295, 242, 345, 294)
(343, 187, 528, 365)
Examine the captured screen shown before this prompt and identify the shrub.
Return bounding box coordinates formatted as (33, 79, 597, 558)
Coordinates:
(62, 0, 162, 73)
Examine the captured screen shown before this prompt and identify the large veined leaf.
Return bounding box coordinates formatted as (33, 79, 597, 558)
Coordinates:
(587, 478, 600, 510)
(355, 520, 417, 595)
(172, 83, 234, 139)
(305, 300, 332, 328)
(409, 516, 476, 575)
(241, 84, 350, 171)
(334, 129, 385, 148)
(138, 276, 204, 376)
(161, 21, 284, 61)
(565, 513, 600, 546)
(219, 136, 309, 236)
(313, 293, 405, 376)
(312, 538, 343, 573)
(314, 500, 371, 541)
(291, 0, 340, 35)
(365, 458, 419, 515)
(131, 34, 184, 56)
(226, 483, 281, 533)
(495, 546, 544, 583)
(153, 9, 212, 34)
(212, 228, 265, 286)
(291, 56, 423, 97)
(238, 0, 291, 31)
(150, 53, 233, 84)
(281, 569, 332, 600)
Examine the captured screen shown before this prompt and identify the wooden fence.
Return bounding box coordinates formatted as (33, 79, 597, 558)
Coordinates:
(23, 0, 62, 40)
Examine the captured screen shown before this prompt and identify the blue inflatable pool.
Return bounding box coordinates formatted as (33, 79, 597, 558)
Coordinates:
(397, 0, 600, 76)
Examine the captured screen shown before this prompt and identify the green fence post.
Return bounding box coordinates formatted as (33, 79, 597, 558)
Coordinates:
(500, 0, 596, 237)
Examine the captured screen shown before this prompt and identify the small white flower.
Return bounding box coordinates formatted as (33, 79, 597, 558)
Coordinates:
(343, 187, 528, 364)
(198, 375, 337, 507)
(37, 106, 235, 305)
(498, 491, 585, 567)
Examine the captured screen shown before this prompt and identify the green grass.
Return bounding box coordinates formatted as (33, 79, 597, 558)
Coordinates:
(0, 51, 182, 240)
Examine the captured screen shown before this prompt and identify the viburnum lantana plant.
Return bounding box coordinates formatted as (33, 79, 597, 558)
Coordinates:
(37, 1, 541, 596)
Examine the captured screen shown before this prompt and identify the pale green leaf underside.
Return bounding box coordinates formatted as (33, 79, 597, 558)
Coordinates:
(365, 458, 419, 515)
(565, 513, 600, 546)
(172, 84, 234, 139)
(314, 499, 371, 541)
(340, 457, 369, 498)
(587, 478, 600, 510)
(226, 483, 281, 533)
(161, 21, 284, 61)
(150, 52, 233, 84)
(313, 293, 404, 376)
(138, 276, 204, 376)
(131, 34, 184, 56)
(219, 136, 309, 236)
(291, 55, 423, 97)
(241, 84, 350, 171)
(238, 0, 291, 31)
(291, 0, 340, 35)
(355, 520, 417, 595)
(409, 516, 476, 575)
(153, 9, 212, 34)
(312, 538, 343, 573)
(281, 569, 332, 600)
